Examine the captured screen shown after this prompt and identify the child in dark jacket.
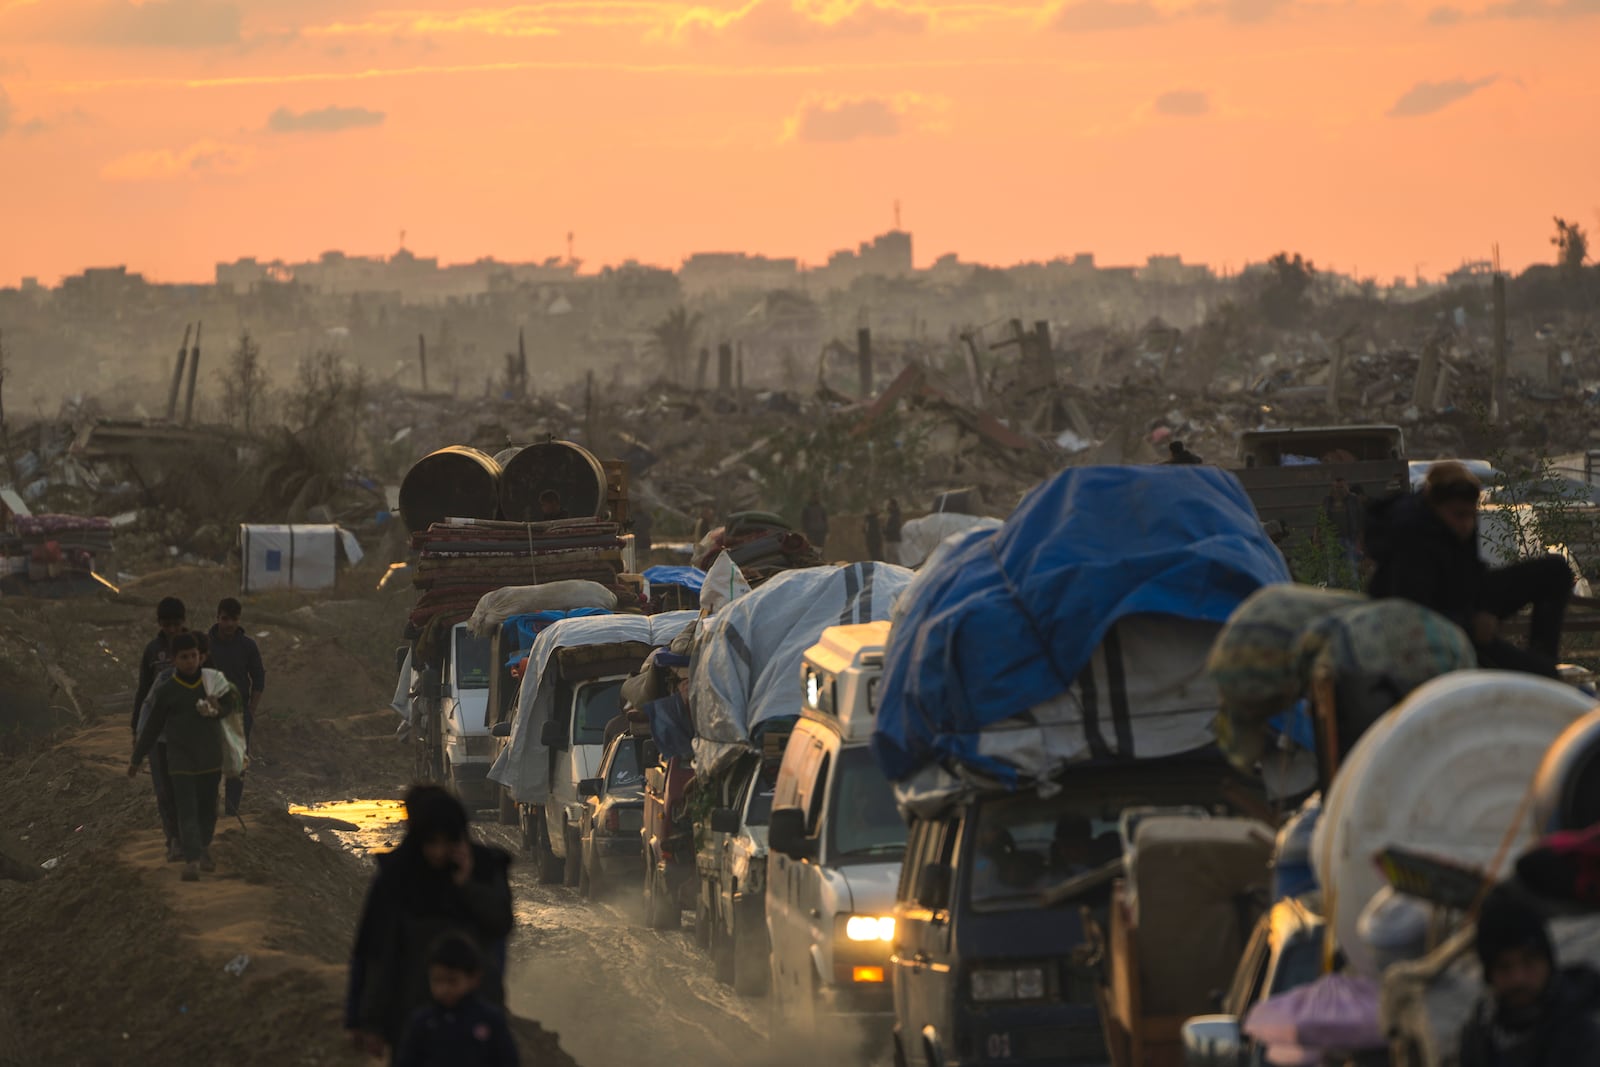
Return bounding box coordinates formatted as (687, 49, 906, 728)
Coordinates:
(394, 933, 519, 1067)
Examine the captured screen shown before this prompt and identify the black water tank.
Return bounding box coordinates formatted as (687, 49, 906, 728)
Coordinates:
(399, 446, 503, 532)
(498, 440, 608, 521)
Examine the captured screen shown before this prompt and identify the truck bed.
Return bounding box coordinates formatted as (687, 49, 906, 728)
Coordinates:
(1233, 459, 1405, 531)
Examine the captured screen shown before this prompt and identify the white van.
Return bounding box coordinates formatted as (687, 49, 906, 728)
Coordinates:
(767, 621, 905, 1039)
(402, 621, 497, 808)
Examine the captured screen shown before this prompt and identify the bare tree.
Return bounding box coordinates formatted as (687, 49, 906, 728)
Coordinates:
(650, 306, 703, 381)
(1553, 217, 1590, 278)
(219, 329, 270, 431)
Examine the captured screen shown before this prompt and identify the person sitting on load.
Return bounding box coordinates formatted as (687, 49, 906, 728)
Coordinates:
(538, 490, 570, 521)
(1365, 461, 1571, 678)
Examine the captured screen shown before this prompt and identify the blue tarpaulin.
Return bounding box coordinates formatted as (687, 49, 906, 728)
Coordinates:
(501, 608, 612, 665)
(872, 465, 1291, 785)
(643, 566, 706, 593)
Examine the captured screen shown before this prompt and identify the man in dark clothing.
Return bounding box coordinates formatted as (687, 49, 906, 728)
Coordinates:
(133, 597, 187, 860)
(129, 632, 242, 882)
(1366, 461, 1571, 678)
(208, 597, 266, 817)
(885, 499, 903, 565)
(1459, 884, 1600, 1067)
(801, 495, 829, 551)
(863, 509, 884, 561)
(394, 933, 519, 1067)
(1165, 441, 1204, 465)
(347, 785, 514, 1058)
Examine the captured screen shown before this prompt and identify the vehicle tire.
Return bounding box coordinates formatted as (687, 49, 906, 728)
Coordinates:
(712, 903, 735, 985)
(498, 787, 517, 826)
(563, 824, 582, 888)
(893, 1036, 909, 1067)
(535, 822, 564, 885)
(644, 856, 679, 930)
(732, 912, 769, 997)
(579, 844, 594, 899)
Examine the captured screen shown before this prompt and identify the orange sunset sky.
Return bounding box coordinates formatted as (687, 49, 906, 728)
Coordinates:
(0, 0, 1595, 287)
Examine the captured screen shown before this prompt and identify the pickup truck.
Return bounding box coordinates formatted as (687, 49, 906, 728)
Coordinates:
(1231, 424, 1406, 533)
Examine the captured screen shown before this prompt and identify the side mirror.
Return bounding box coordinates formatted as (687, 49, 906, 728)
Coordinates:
(1181, 1016, 1248, 1067)
(915, 863, 951, 910)
(578, 778, 603, 798)
(710, 808, 740, 834)
(768, 808, 812, 860)
(540, 720, 567, 748)
(491, 721, 512, 738)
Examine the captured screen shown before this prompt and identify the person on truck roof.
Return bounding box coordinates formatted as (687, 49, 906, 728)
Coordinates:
(538, 490, 569, 521)
(1365, 461, 1571, 678)
(1164, 440, 1204, 465)
(1459, 883, 1600, 1067)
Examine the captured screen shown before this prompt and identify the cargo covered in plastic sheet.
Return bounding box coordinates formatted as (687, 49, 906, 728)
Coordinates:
(872, 465, 1291, 816)
(489, 611, 697, 803)
(690, 562, 914, 778)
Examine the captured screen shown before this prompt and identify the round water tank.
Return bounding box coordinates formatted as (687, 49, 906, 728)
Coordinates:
(493, 447, 523, 467)
(498, 440, 608, 522)
(1312, 670, 1594, 977)
(1533, 708, 1600, 833)
(398, 446, 503, 532)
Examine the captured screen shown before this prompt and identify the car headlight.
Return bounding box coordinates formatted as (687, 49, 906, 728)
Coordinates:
(970, 966, 1047, 1003)
(845, 915, 896, 942)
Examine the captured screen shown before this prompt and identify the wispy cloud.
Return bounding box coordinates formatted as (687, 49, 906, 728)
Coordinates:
(676, 0, 929, 45)
(101, 139, 256, 181)
(0, 84, 11, 137)
(781, 91, 945, 143)
(266, 104, 385, 133)
(2, 0, 242, 49)
(1154, 89, 1209, 116)
(1427, 0, 1597, 22)
(1387, 75, 1497, 117)
(1052, 0, 1166, 30)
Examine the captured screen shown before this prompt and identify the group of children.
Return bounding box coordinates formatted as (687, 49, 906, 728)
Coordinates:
(127, 595, 264, 882)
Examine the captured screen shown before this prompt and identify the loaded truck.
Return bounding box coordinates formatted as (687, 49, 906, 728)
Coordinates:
(394, 439, 634, 811)
(1231, 424, 1406, 534)
(489, 612, 697, 885)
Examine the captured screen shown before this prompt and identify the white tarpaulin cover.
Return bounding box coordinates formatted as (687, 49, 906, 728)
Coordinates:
(240, 524, 348, 592)
(893, 615, 1225, 818)
(489, 611, 697, 803)
(897, 513, 1002, 569)
(466, 581, 618, 638)
(689, 563, 914, 778)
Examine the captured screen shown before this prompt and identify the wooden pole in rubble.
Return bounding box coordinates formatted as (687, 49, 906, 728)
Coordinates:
(418, 333, 429, 393)
(1491, 273, 1508, 423)
(183, 322, 202, 425)
(857, 327, 873, 399)
(166, 323, 191, 421)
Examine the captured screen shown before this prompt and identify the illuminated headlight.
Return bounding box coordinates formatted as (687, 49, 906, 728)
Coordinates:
(970, 966, 1046, 1002)
(845, 915, 896, 942)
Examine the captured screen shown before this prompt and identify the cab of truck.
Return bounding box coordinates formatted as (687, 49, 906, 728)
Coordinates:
(767, 621, 906, 1040)
(890, 759, 1263, 1067)
(439, 621, 496, 808)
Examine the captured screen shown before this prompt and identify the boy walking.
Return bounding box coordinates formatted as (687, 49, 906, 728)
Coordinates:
(129, 633, 241, 882)
(208, 597, 266, 816)
(133, 597, 187, 859)
(394, 933, 519, 1067)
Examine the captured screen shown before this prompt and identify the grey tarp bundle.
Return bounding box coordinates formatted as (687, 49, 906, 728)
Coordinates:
(689, 563, 914, 779)
(891, 615, 1226, 818)
(488, 611, 697, 804)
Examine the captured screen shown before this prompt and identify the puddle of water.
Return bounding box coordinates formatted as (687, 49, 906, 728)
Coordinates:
(287, 799, 408, 856)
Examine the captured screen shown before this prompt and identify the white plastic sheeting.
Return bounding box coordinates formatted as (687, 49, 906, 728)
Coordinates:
(240, 524, 354, 592)
(896, 512, 1003, 569)
(489, 611, 697, 804)
(689, 563, 914, 779)
(892, 616, 1226, 819)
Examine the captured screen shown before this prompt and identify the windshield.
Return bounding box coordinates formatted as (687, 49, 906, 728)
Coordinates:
(573, 679, 623, 747)
(969, 788, 1158, 912)
(745, 773, 776, 827)
(453, 629, 492, 691)
(827, 745, 905, 864)
(607, 737, 646, 796)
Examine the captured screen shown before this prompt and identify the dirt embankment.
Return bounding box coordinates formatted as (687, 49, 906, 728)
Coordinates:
(0, 568, 578, 1066)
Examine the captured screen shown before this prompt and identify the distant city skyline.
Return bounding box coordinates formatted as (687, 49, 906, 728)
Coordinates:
(2, 0, 1594, 288)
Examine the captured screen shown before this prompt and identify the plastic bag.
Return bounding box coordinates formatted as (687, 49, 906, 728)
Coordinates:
(220, 713, 248, 780)
(1245, 973, 1385, 1051)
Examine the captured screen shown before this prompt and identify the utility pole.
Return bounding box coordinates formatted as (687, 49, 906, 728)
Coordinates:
(517, 327, 528, 396)
(166, 323, 191, 421)
(1491, 273, 1508, 423)
(418, 333, 429, 393)
(717, 343, 733, 393)
(183, 322, 202, 425)
(857, 327, 873, 399)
